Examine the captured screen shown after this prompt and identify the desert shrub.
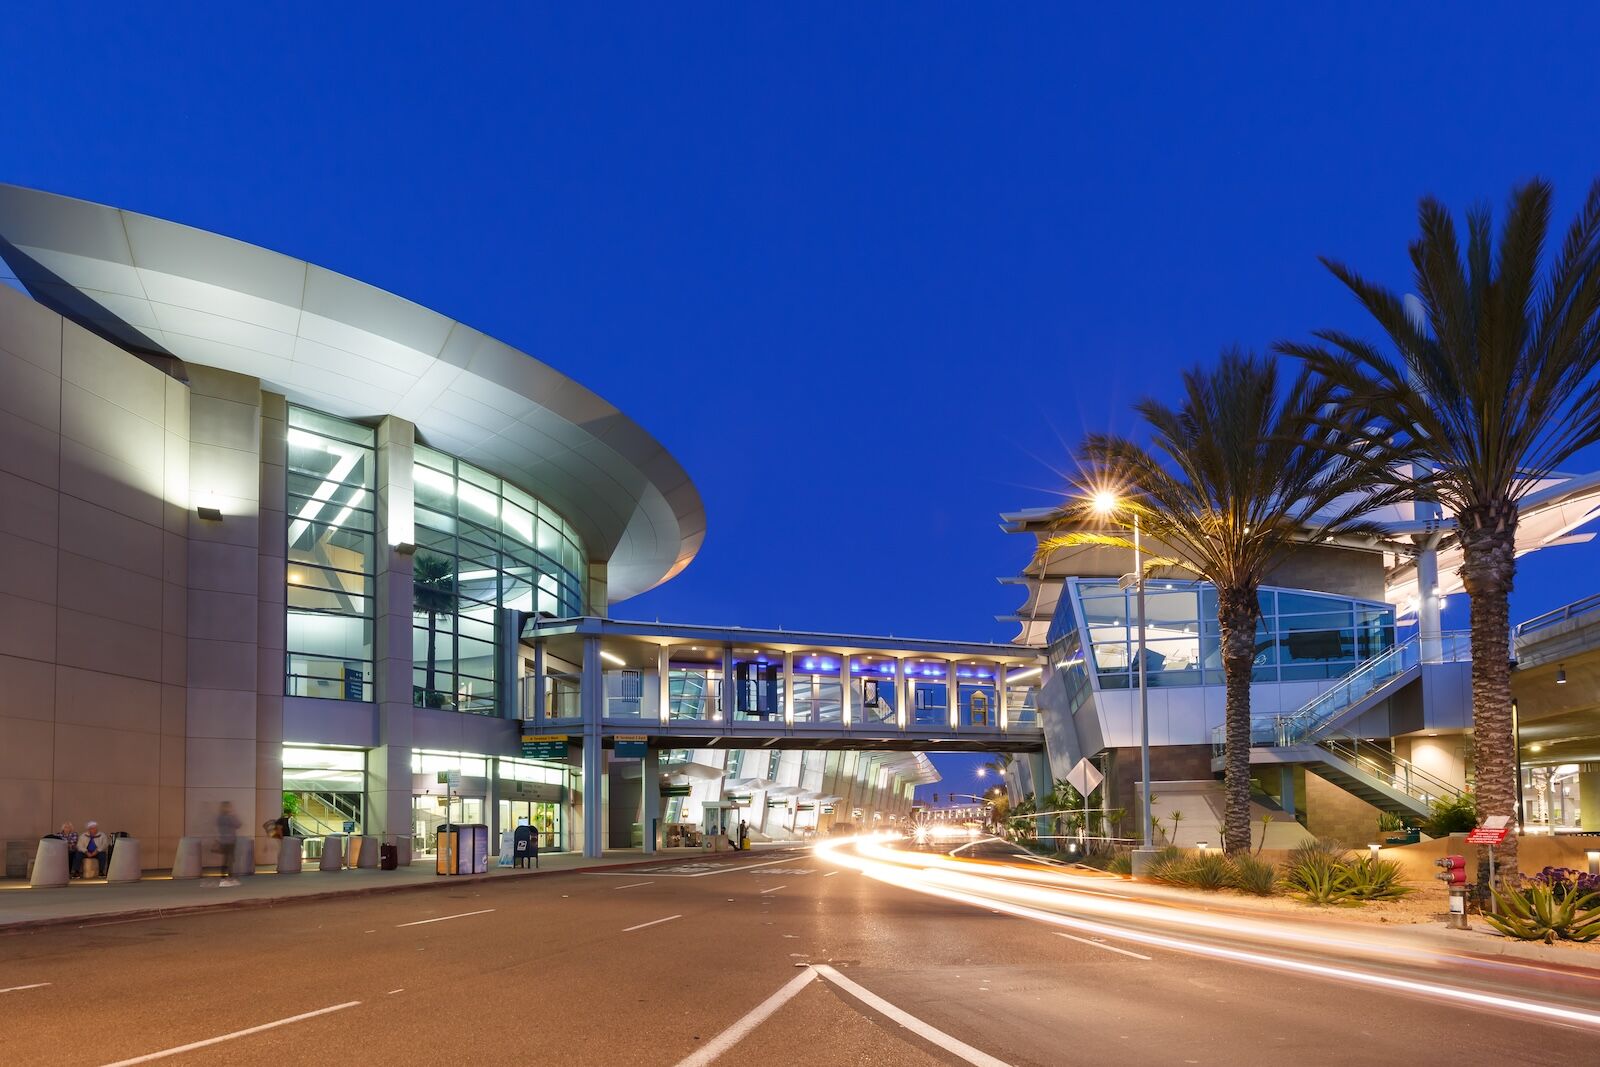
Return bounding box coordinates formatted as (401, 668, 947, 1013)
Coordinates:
(1486, 883, 1600, 943)
(1283, 850, 1354, 904)
(1142, 845, 1187, 883)
(1226, 854, 1279, 896)
(1376, 810, 1405, 832)
(1105, 852, 1133, 876)
(1343, 857, 1414, 901)
(1424, 793, 1477, 838)
(1161, 852, 1231, 890)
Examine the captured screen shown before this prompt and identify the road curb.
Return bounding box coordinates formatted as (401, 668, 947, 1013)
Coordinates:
(0, 848, 803, 936)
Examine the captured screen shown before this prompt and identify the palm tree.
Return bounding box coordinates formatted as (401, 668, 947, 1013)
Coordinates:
(1040, 352, 1400, 854)
(1279, 178, 1600, 875)
(413, 552, 457, 708)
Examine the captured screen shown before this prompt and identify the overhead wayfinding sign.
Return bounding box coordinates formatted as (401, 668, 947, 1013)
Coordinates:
(521, 733, 569, 760)
(613, 735, 648, 759)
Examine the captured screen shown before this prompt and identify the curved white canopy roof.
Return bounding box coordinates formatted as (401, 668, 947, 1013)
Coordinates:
(0, 184, 704, 602)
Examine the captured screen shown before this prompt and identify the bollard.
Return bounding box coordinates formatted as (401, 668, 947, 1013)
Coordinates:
(172, 837, 204, 879)
(320, 835, 345, 871)
(351, 835, 379, 869)
(107, 838, 142, 883)
(232, 837, 256, 877)
(30, 837, 68, 888)
(277, 836, 304, 874)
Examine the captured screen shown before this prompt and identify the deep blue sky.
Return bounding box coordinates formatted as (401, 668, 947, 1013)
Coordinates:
(7, 7, 1600, 797)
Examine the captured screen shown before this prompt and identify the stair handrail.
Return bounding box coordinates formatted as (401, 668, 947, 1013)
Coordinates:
(1318, 736, 1464, 807)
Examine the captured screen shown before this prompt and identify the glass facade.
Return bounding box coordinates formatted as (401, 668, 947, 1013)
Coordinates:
(410, 444, 587, 713)
(285, 408, 376, 701)
(1054, 578, 1395, 690)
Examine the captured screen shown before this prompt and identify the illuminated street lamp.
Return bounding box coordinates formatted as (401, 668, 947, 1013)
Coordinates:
(1093, 490, 1153, 859)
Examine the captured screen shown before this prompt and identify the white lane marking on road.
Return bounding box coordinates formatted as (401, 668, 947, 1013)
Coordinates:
(387, 989, 404, 995)
(1053, 931, 1151, 960)
(760, 885, 787, 894)
(673, 968, 817, 1067)
(823, 871, 839, 878)
(98, 1001, 361, 1066)
(395, 908, 496, 928)
(623, 914, 682, 932)
(0, 983, 50, 994)
(811, 965, 1012, 1067)
(614, 881, 655, 890)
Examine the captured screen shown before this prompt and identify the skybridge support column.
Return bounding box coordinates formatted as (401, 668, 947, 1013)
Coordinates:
(1029, 749, 1052, 844)
(946, 662, 959, 730)
(893, 658, 907, 730)
(1279, 767, 1297, 822)
(782, 652, 795, 725)
(996, 665, 1009, 731)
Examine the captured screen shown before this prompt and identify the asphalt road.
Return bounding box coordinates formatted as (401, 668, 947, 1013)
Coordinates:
(3, 839, 1599, 1066)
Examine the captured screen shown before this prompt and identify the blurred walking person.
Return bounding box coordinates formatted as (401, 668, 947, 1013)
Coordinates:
(215, 801, 241, 887)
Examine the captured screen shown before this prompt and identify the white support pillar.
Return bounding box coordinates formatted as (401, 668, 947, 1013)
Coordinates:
(946, 662, 959, 730)
(581, 636, 604, 858)
(840, 653, 853, 727)
(782, 652, 795, 725)
(531, 640, 546, 725)
(894, 658, 907, 729)
(720, 646, 734, 722)
(1415, 534, 1443, 663)
(657, 645, 671, 725)
(997, 665, 1009, 732)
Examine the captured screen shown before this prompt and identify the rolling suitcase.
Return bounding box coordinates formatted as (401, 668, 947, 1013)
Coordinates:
(379, 843, 398, 870)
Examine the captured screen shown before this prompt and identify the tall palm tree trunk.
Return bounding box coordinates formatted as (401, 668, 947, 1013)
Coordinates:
(1459, 506, 1520, 877)
(1218, 586, 1258, 854)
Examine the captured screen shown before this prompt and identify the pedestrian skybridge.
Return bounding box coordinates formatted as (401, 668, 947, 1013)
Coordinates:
(520, 618, 1047, 754)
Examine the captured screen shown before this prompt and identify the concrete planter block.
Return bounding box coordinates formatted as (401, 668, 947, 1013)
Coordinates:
(231, 838, 256, 877)
(172, 837, 204, 879)
(351, 835, 379, 869)
(319, 835, 345, 871)
(276, 836, 304, 874)
(31, 837, 68, 888)
(107, 839, 141, 883)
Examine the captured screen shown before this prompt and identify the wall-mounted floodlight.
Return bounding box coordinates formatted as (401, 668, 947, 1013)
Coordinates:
(196, 505, 223, 522)
(393, 541, 416, 556)
(1557, 665, 1568, 684)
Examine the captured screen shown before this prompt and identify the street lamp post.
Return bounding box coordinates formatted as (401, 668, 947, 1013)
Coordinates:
(1093, 492, 1154, 871)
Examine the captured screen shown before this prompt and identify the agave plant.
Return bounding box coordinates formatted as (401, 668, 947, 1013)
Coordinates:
(1283, 849, 1355, 905)
(1342, 857, 1415, 901)
(1226, 854, 1279, 896)
(1485, 884, 1600, 943)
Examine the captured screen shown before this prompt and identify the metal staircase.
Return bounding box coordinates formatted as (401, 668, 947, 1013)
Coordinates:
(1208, 632, 1473, 821)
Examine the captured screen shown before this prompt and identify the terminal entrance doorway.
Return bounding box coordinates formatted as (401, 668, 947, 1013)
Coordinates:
(498, 799, 563, 852)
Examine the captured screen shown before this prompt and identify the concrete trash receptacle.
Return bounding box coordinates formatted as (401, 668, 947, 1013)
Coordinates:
(351, 835, 378, 869)
(107, 838, 141, 883)
(31, 837, 68, 888)
(320, 835, 345, 871)
(277, 836, 304, 873)
(172, 837, 204, 879)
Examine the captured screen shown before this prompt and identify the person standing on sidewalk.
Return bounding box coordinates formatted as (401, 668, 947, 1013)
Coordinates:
(60, 822, 81, 879)
(215, 801, 241, 887)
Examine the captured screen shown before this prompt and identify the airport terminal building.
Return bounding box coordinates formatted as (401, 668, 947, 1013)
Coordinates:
(0, 186, 1028, 870)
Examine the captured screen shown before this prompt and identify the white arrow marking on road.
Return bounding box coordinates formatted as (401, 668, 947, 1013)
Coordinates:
(812, 965, 1013, 1067)
(98, 1001, 361, 1065)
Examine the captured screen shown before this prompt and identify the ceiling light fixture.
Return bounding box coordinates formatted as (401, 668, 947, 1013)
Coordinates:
(1557, 665, 1568, 685)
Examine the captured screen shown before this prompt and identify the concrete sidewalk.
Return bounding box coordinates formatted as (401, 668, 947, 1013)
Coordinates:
(0, 844, 801, 933)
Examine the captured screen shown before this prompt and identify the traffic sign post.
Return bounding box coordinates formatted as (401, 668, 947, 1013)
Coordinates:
(1464, 816, 1513, 915)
